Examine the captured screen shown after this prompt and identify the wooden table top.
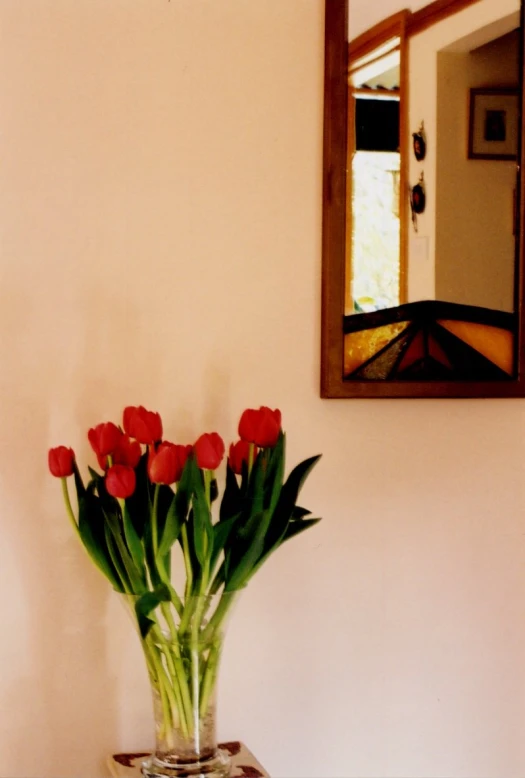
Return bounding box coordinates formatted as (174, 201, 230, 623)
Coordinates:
(108, 741, 269, 778)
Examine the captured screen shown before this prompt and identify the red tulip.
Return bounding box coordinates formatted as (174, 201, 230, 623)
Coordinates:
(88, 422, 122, 457)
(193, 432, 225, 470)
(238, 406, 282, 448)
(228, 439, 255, 475)
(148, 442, 191, 485)
(97, 434, 142, 471)
(106, 464, 136, 499)
(123, 405, 163, 444)
(48, 446, 75, 478)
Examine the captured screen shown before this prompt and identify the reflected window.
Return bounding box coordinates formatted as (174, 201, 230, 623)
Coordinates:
(351, 149, 400, 312)
(347, 40, 403, 315)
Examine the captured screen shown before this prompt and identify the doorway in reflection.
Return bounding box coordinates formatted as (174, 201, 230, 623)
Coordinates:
(435, 24, 520, 313)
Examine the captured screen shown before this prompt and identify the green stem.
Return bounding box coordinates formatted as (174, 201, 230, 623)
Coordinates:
(61, 478, 80, 538)
(147, 638, 181, 742)
(208, 562, 225, 596)
(181, 524, 193, 599)
(152, 484, 160, 555)
(199, 641, 221, 718)
(146, 642, 175, 743)
(204, 470, 212, 508)
(200, 470, 213, 596)
(150, 625, 192, 738)
(202, 591, 234, 644)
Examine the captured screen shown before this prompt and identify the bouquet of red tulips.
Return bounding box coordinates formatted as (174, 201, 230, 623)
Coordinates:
(48, 404, 321, 773)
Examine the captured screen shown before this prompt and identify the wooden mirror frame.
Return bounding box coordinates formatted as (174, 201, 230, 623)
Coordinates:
(321, 0, 525, 398)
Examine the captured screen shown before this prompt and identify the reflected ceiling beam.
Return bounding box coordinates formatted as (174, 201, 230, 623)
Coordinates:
(349, 10, 409, 61)
(408, 0, 483, 36)
(348, 0, 484, 53)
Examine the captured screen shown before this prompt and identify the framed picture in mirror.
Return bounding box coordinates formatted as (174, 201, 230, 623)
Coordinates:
(468, 87, 520, 160)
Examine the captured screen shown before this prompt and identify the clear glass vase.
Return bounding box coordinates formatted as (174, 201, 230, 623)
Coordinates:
(125, 592, 236, 778)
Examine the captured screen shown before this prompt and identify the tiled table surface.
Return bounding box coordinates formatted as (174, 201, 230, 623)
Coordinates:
(108, 742, 269, 778)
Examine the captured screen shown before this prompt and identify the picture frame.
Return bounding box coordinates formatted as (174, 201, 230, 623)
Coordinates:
(468, 87, 520, 160)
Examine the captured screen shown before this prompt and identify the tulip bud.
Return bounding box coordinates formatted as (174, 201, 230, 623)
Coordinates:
(48, 446, 75, 478)
(106, 464, 136, 499)
(193, 432, 225, 470)
(228, 439, 255, 475)
(88, 422, 122, 457)
(115, 435, 142, 468)
(238, 406, 282, 448)
(97, 435, 142, 471)
(123, 405, 163, 444)
(148, 442, 191, 485)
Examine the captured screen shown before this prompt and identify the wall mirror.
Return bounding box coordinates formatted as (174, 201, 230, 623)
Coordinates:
(321, 0, 525, 398)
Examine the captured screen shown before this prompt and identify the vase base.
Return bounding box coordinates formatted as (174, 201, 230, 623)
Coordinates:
(141, 749, 231, 778)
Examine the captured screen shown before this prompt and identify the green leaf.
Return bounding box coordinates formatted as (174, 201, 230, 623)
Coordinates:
(123, 502, 145, 571)
(242, 456, 322, 583)
(157, 493, 183, 559)
(135, 584, 171, 639)
(143, 519, 161, 588)
(262, 454, 321, 557)
(225, 510, 271, 592)
(73, 461, 86, 498)
(244, 452, 265, 519)
(282, 518, 321, 542)
(88, 465, 103, 483)
(77, 488, 125, 592)
(124, 453, 152, 538)
(158, 457, 193, 558)
(262, 432, 285, 515)
(190, 462, 213, 568)
(104, 521, 132, 593)
(219, 463, 242, 522)
(210, 513, 240, 573)
(104, 509, 147, 595)
(292, 505, 311, 520)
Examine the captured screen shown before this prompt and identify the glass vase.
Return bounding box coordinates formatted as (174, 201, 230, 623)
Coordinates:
(126, 592, 236, 778)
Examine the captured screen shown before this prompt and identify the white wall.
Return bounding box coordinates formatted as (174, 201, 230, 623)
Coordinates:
(1, 2, 525, 778)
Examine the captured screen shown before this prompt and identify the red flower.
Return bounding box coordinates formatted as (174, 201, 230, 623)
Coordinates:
(238, 407, 282, 447)
(88, 422, 122, 458)
(48, 446, 75, 478)
(228, 440, 255, 475)
(115, 435, 142, 468)
(148, 442, 191, 485)
(193, 432, 225, 470)
(105, 464, 136, 499)
(97, 434, 142, 471)
(123, 405, 163, 444)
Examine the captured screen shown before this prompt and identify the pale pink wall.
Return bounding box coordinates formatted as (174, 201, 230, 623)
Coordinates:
(1, 2, 525, 778)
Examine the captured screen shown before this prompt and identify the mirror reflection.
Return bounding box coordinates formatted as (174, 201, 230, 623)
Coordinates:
(344, 0, 521, 382)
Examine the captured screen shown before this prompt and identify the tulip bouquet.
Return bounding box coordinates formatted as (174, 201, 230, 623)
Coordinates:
(48, 404, 321, 778)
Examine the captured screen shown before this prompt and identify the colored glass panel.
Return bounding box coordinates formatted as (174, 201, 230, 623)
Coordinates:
(351, 331, 412, 379)
(438, 320, 514, 375)
(433, 323, 510, 380)
(343, 321, 409, 376)
(428, 335, 453, 370)
(396, 330, 425, 373)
